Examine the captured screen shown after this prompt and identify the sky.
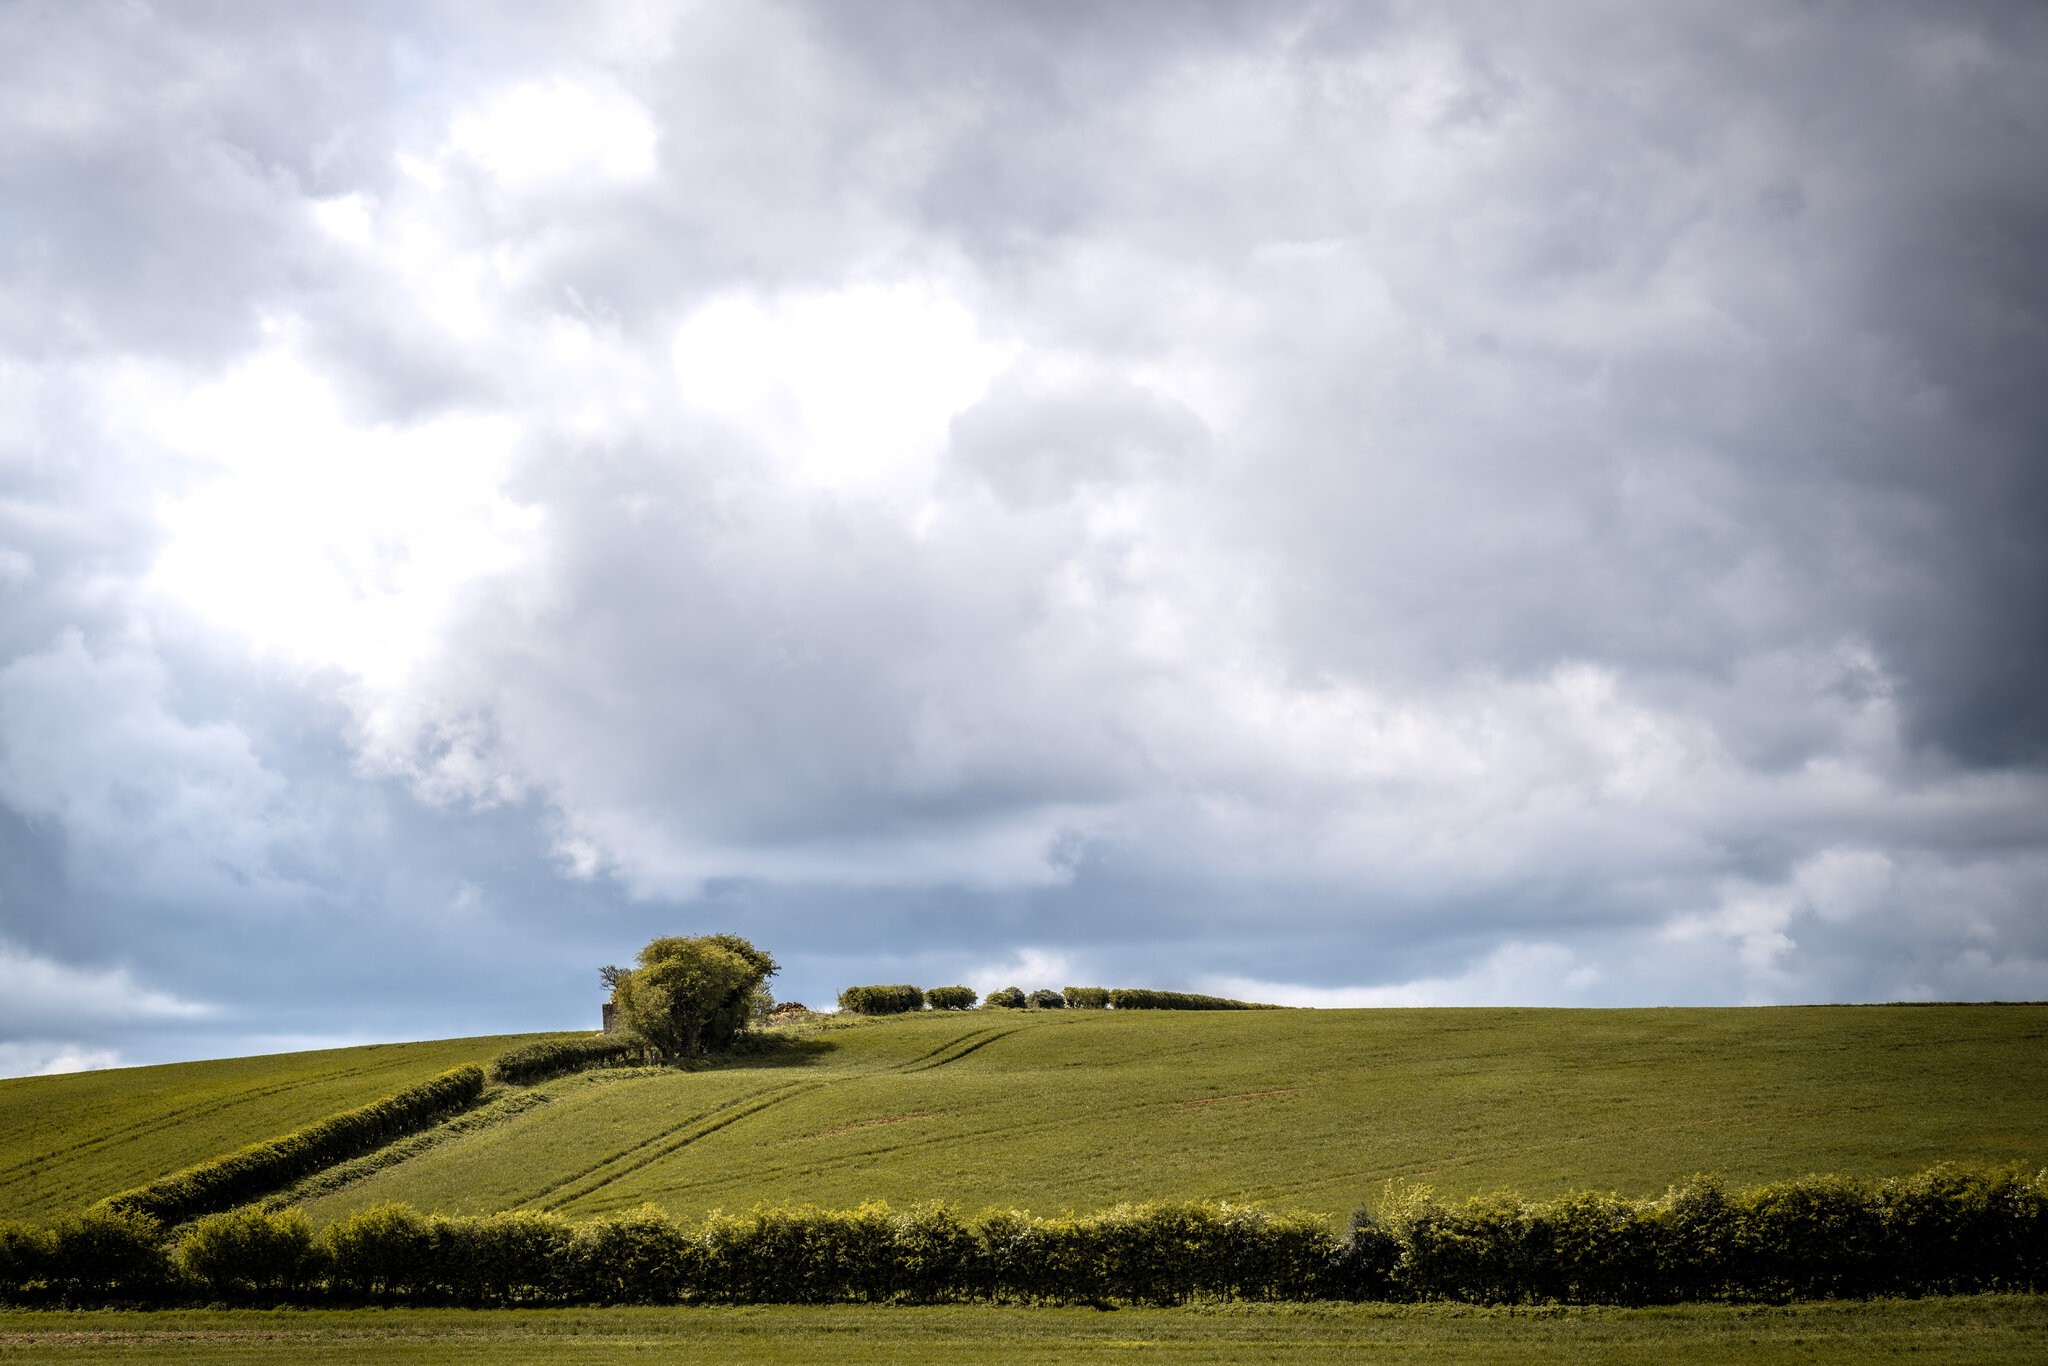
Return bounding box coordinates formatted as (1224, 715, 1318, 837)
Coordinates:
(3, 1, 2046, 1077)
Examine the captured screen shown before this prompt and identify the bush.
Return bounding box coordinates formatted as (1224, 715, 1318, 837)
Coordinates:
(430, 1211, 574, 1305)
(982, 986, 1027, 1009)
(491, 1034, 658, 1085)
(1108, 989, 1277, 1011)
(321, 1203, 433, 1300)
(45, 1206, 171, 1299)
(178, 1206, 319, 1298)
(613, 934, 780, 1058)
(924, 986, 977, 1011)
(103, 1065, 484, 1226)
(1064, 986, 1110, 1009)
(838, 985, 925, 1016)
(0, 1221, 52, 1299)
(569, 1205, 696, 1304)
(1026, 989, 1065, 1010)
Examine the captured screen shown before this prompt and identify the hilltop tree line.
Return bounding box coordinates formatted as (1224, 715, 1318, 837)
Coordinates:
(836, 984, 1275, 1014)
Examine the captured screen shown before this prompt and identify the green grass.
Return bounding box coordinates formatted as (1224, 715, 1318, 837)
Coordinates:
(3, 1298, 2045, 1364)
(0, 1036, 535, 1223)
(5, 1006, 2045, 1232)
(295, 1005, 2048, 1225)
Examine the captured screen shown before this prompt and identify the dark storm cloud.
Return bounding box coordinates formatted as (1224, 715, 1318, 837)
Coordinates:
(2, 0, 2046, 1073)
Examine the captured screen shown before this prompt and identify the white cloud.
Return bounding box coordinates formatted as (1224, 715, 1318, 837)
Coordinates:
(448, 79, 659, 192)
(1209, 942, 1604, 1009)
(0, 1042, 127, 1079)
(0, 938, 214, 1032)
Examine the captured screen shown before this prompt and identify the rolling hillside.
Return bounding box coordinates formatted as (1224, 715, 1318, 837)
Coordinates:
(4, 1005, 2045, 1229)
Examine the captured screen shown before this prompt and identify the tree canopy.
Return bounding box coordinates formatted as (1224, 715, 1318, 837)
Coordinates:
(610, 933, 778, 1058)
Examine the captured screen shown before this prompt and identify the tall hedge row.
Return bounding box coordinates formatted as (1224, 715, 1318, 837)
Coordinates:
(1106, 989, 1277, 1011)
(97, 1065, 485, 1228)
(489, 1034, 659, 1085)
(838, 985, 925, 1015)
(6, 1167, 2042, 1307)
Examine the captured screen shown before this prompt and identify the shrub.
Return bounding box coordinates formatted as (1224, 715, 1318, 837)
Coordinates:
(491, 1034, 658, 1085)
(178, 1206, 319, 1297)
(103, 1065, 484, 1226)
(430, 1211, 574, 1305)
(924, 986, 977, 1011)
(613, 934, 780, 1058)
(569, 1205, 696, 1304)
(1064, 986, 1110, 1009)
(982, 986, 1027, 1009)
(45, 1206, 171, 1299)
(838, 985, 925, 1016)
(1027, 989, 1065, 1010)
(0, 1221, 52, 1299)
(321, 1203, 433, 1300)
(1108, 989, 1277, 1010)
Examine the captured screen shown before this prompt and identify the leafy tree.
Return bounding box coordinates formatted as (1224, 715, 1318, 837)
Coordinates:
(610, 934, 778, 1058)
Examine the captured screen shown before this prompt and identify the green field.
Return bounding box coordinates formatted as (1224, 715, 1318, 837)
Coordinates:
(0, 1036, 530, 1224)
(4, 1298, 2046, 1364)
(5, 1005, 2043, 1230)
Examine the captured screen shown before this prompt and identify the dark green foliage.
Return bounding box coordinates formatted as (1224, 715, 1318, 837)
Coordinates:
(923, 986, 977, 1011)
(177, 1206, 320, 1297)
(613, 934, 780, 1058)
(0, 1220, 52, 1295)
(838, 985, 925, 1016)
(428, 1211, 574, 1305)
(44, 1206, 172, 1299)
(489, 1034, 658, 1085)
(1026, 989, 1065, 1010)
(1063, 986, 1110, 1009)
(99, 1066, 484, 1227)
(321, 1203, 433, 1299)
(1108, 989, 1277, 1011)
(982, 986, 1027, 1009)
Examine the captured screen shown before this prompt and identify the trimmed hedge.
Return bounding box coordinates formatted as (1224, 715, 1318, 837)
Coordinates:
(1064, 986, 1110, 1009)
(838, 985, 925, 1016)
(1107, 989, 1278, 1011)
(99, 1065, 485, 1227)
(7, 1167, 2043, 1308)
(925, 986, 978, 1011)
(490, 1034, 659, 1085)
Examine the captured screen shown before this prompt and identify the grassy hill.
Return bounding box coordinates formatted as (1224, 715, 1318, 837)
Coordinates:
(4, 1006, 2044, 1229)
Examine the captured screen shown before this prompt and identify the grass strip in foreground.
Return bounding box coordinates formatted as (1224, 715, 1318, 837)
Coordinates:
(2, 1297, 2046, 1365)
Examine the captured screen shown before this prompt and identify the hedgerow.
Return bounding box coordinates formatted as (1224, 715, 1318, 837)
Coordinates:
(6, 1166, 2042, 1307)
(489, 1034, 659, 1085)
(1107, 989, 1278, 1011)
(98, 1065, 485, 1227)
(838, 985, 925, 1015)
(924, 986, 977, 1010)
(1063, 986, 1110, 1009)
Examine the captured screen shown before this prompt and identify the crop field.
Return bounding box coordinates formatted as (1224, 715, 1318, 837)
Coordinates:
(3, 1298, 2047, 1364)
(276, 1003, 2048, 1224)
(4, 1005, 2044, 1233)
(0, 1036, 533, 1223)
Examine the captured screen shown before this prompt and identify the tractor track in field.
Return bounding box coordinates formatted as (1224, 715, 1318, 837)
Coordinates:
(899, 1028, 1021, 1072)
(529, 1079, 825, 1212)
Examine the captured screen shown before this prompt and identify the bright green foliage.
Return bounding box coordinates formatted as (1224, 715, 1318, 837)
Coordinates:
(613, 935, 778, 1058)
(924, 986, 977, 1011)
(322, 1202, 433, 1299)
(177, 1205, 319, 1296)
(0, 1034, 516, 1223)
(1108, 989, 1276, 1010)
(981, 986, 1026, 1009)
(99, 1065, 484, 1226)
(489, 1034, 657, 1085)
(427, 1210, 574, 1304)
(1063, 986, 1109, 1009)
(838, 985, 924, 1016)
(568, 1204, 695, 1304)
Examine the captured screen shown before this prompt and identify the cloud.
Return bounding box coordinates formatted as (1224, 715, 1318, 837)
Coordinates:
(0, 1042, 128, 1079)
(0, 1, 2043, 1067)
(0, 938, 214, 1034)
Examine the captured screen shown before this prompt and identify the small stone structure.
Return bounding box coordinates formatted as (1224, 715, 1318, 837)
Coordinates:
(602, 1000, 618, 1033)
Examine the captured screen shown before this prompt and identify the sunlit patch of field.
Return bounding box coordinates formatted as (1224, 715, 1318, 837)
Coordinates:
(281, 1004, 2048, 1226)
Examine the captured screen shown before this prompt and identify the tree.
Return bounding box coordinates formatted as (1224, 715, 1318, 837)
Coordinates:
(609, 934, 779, 1058)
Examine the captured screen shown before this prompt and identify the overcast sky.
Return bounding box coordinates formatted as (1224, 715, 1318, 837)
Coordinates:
(3, 1, 2045, 1076)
